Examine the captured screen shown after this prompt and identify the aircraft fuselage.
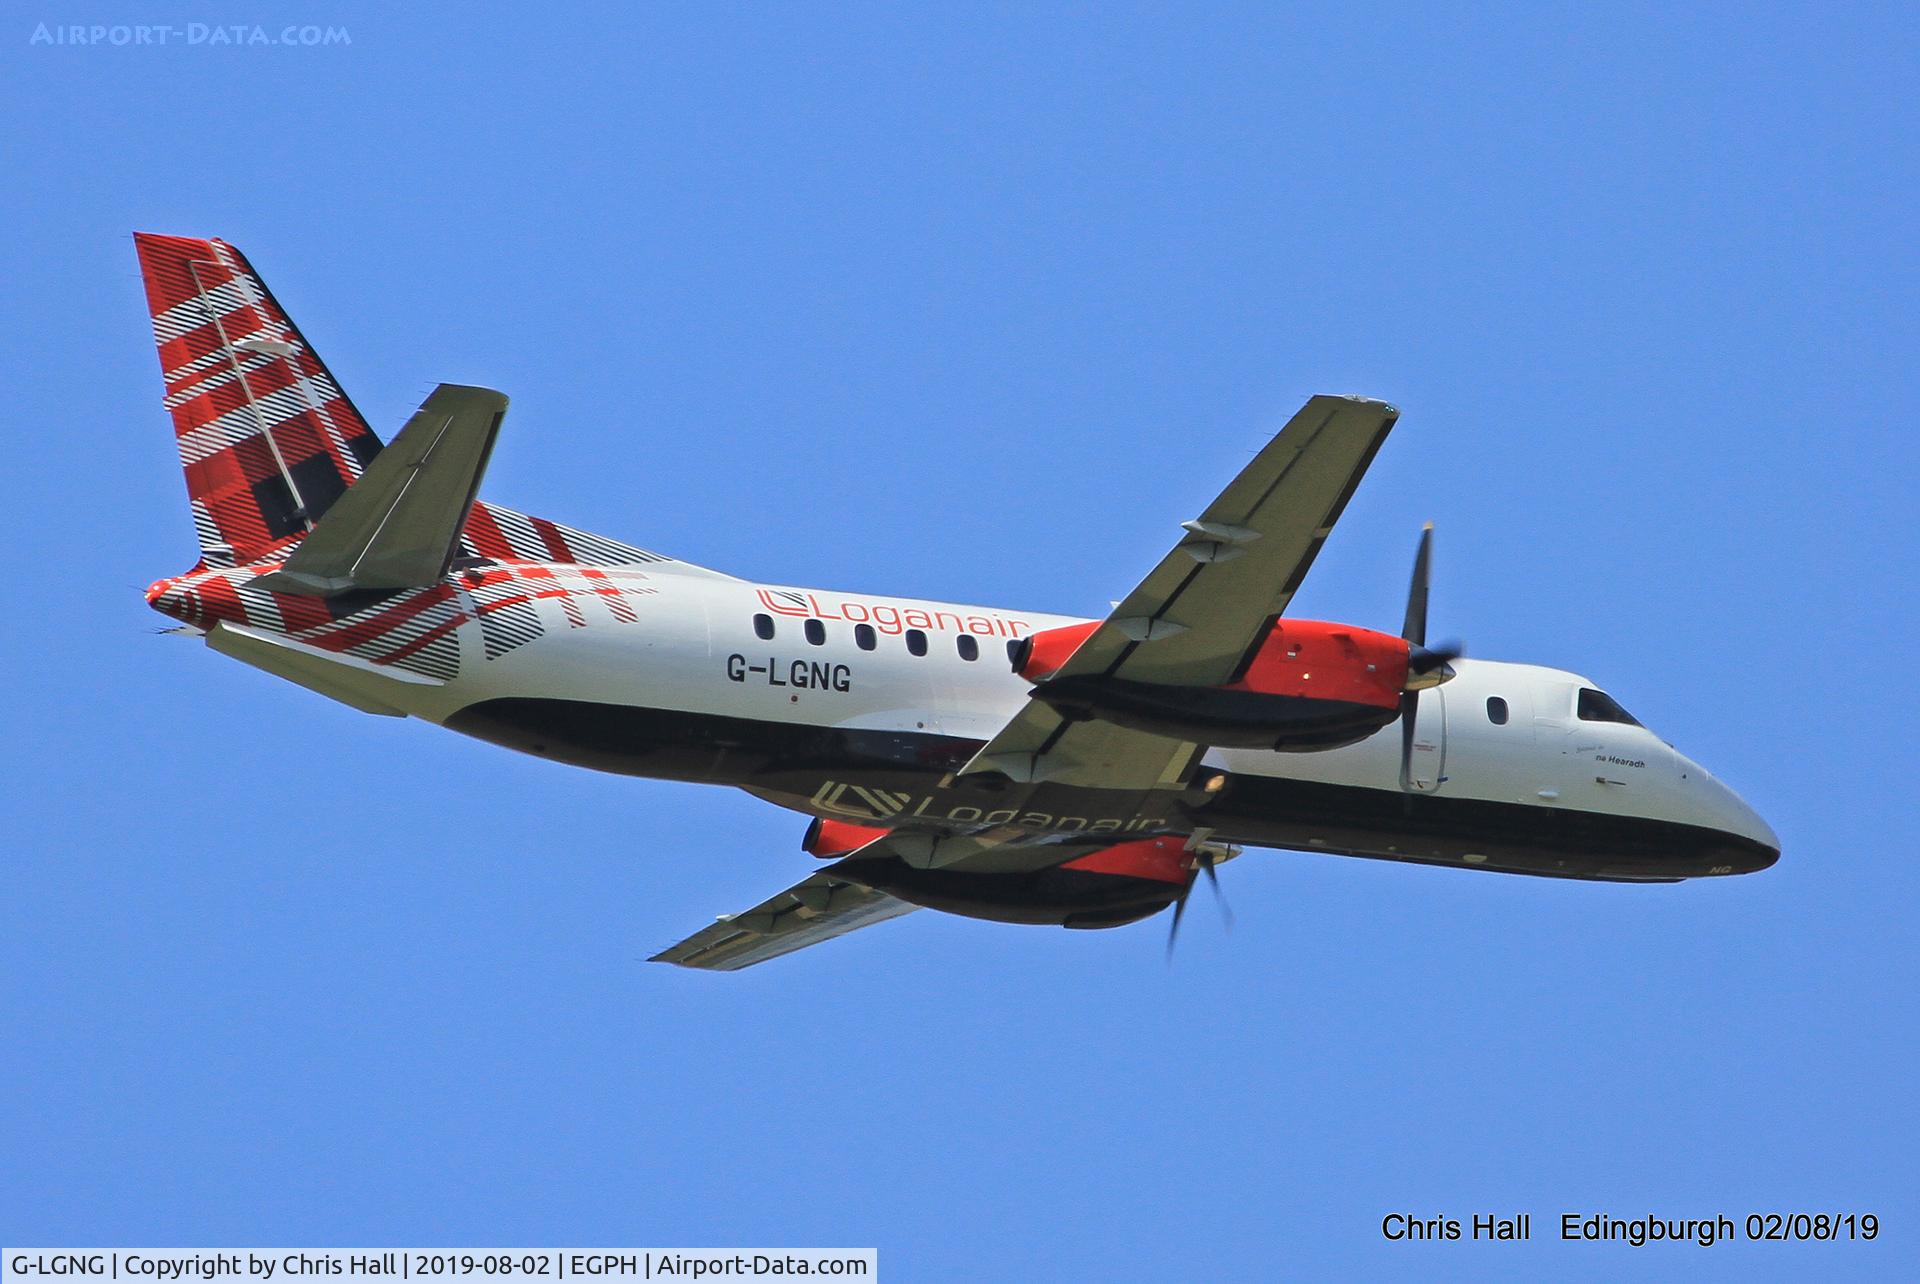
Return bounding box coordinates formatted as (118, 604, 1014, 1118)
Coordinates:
(148, 561, 1776, 884)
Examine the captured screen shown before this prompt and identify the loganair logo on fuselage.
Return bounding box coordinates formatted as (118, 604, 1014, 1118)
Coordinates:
(811, 780, 1165, 834)
(814, 781, 913, 819)
(758, 589, 1031, 638)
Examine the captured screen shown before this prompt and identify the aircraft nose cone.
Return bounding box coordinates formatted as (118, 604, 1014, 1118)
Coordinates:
(1720, 789, 1780, 873)
(1679, 753, 1780, 873)
(1737, 796, 1779, 857)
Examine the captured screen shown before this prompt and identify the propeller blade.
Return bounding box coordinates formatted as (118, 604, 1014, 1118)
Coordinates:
(1399, 524, 1460, 792)
(1398, 689, 1419, 792)
(1168, 848, 1238, 957)
(1402, 522, 1433, 646)
(1198, 850, 1235, 930)
(1165, 883, 1192, 960)
(1402, 525, 1462, 689)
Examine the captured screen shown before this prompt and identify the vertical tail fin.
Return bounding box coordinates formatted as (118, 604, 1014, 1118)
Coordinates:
(133, 232, 382, 567)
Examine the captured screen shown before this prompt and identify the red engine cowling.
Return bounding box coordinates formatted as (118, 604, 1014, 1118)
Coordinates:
(1229, 619, 1409, 707)
(803, 817, 890, 857)
(1010, 620, 1101, 682)
(1055, 834, 1193, 884)
(1015, 617, 1412, 751)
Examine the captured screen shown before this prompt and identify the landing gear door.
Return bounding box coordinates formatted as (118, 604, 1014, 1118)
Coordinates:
(1405, 686, 1448, 792)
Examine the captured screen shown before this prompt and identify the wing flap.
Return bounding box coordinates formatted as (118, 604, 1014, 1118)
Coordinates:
(957, 703, 1200, 793)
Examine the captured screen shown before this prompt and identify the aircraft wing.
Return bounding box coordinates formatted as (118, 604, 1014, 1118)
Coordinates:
(650, 862, 917, 971)
(651, 824, 1146, 969)
(962, 394, 1398, 790)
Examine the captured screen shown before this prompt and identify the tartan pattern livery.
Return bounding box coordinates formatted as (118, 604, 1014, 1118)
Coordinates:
(136, 231, 717, 685)
(458, 499, 672, 570)
(135, 232, 379, 567)
(147, 561, 661, 681)
(135, 231, 685, 574)
(464, 563, 654, 663)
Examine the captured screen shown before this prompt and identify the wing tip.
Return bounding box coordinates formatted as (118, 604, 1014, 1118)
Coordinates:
(1329, 393, 1400, 416)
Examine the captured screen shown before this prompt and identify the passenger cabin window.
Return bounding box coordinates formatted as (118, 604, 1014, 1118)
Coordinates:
(753, 613, 775, 641)
(854, 623, 877, 651)
(1486, 696, 1509, 725)
(905, 629, 928, 657)
(957, 634, 979, 661)
(804, 618, 826, 646)
(1577, 688, 1641, 726)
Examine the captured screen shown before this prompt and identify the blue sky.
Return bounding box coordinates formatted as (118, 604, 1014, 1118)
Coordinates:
(3, 4, 1915, 1279)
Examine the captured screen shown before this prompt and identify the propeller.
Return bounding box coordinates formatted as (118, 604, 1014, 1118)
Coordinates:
(1398, 523, 1463, 792)
(1166, 844, 1236, 958)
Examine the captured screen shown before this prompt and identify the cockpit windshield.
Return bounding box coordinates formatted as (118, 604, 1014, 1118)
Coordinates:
(1577, 687, 1641, 727)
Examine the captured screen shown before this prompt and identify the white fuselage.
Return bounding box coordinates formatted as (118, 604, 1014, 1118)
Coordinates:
(353, 563, 1780, 883)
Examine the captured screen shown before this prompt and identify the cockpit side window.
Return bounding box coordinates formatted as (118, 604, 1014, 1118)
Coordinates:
(1577, 688, 1641, 726)
(1486, 696, 1509, 725)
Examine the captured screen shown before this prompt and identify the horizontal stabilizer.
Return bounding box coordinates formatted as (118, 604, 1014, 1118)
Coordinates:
(258, 384, 506, 595)
(206, 621, 442, 717)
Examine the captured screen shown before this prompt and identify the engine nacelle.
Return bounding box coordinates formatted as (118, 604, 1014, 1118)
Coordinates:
(1019, 617, 1412, 750)
(1009, 620, 1101, 682)
(835, 833, 1196, 929)
(802, 816, 890, 858)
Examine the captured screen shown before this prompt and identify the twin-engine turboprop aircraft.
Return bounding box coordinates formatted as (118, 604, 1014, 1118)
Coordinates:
(134, 233, 1779, 970)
